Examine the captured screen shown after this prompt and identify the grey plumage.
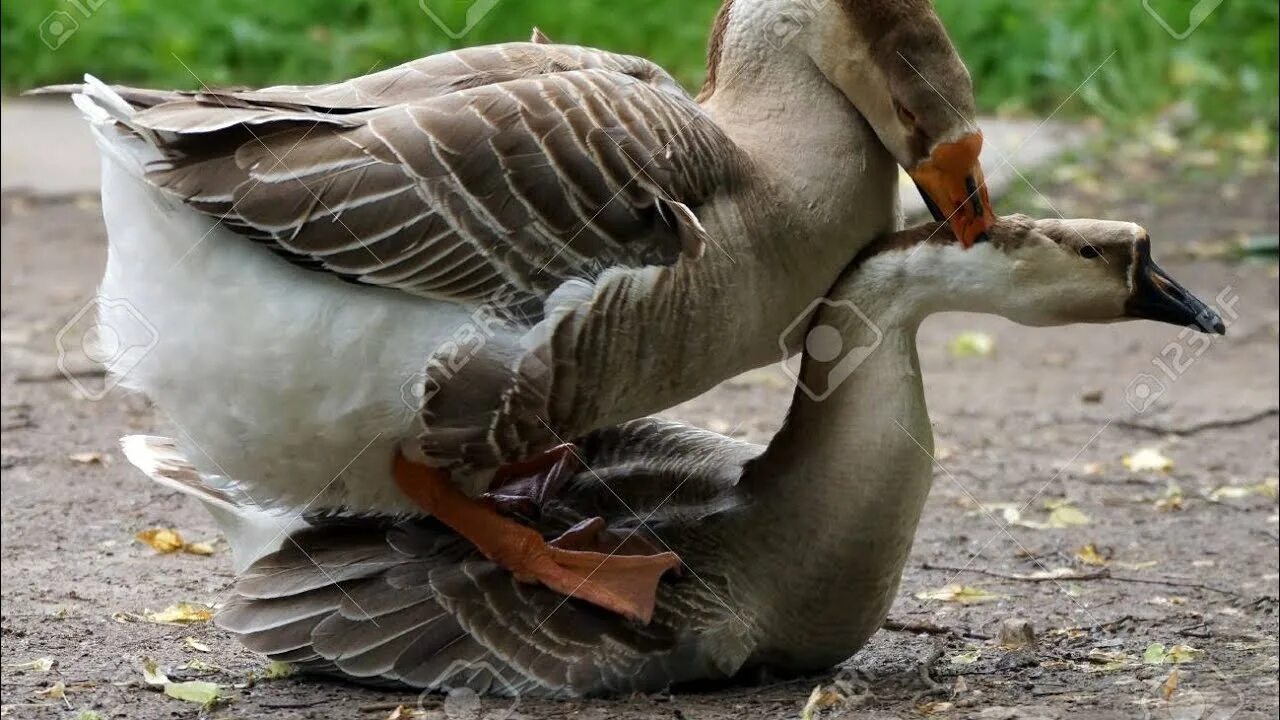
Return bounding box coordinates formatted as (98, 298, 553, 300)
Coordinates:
(217, 418, 757, 697)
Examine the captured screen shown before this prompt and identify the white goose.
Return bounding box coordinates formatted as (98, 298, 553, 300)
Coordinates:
(125, 215, 1224, 696)
(47, 0, 995, 622)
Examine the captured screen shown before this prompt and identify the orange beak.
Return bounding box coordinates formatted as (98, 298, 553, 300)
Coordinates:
(907, 132, 995, 247)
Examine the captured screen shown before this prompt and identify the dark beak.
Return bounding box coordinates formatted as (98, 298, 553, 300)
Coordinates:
(1125, 244, 1225, 334)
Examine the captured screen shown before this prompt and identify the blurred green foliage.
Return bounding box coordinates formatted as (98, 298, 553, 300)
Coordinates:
(2, 0, 1276, 139)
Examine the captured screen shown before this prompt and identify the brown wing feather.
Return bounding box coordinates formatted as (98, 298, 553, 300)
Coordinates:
(74, 44, 740, 307)
(216, 419, 757, 697)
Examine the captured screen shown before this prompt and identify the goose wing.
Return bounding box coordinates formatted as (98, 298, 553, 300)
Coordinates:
(216, 419, 759, 696)
(79, 43, 742, 307)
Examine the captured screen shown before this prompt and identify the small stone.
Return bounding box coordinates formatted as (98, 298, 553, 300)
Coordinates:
(997, 618, 1037, 650)
(1080, 389, 1104, 404)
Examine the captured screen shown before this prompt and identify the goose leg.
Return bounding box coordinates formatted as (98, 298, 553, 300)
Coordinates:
(393, 451, 681, 623)
(480, 443, 580, 517)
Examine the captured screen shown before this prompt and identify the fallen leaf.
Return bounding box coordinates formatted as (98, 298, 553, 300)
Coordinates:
(1123, 448, 1174, 473)
(800, 684, 844, 720)
(1075, 544, 1110, 566)
(1166, 644, 1205, 664)
(950, 648, 981, 665)
(915, 585, 1004, 605)
(141, 657, 170, 685)
(4, 657, 54, 672)
(1144, 643, 1169, 664)
(145, 602, 213, 625)
(1045, 504, 1090, 528)
(184, 659, 220, 672)
(264, 660, 293, 679)
(1160, 669, 1180, 700)
(1209, 477, 1279, 502)
(183, 541, 217, 556)
(136, 528, 185, 554)
(1084, 648, 1134, 672)
(918, 700, 953, 715)
(76, 712, 104, 720)
(988, 501, 1090, 530)
(135, 529, 217, 556)
(949, 331, 995, 359)
(163, 680, 221, 708)
(68, 451, 105, 464)
(1081, 462, 1106, 476)
(183, 637, 211, 653)
(1155, 483, 1185, 512)
(36, 681, 66, 699)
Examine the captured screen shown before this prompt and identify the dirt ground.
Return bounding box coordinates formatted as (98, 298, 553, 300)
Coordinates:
(2, 163, 1277, 719)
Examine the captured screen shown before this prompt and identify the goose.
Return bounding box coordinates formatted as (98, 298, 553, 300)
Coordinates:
(124, 214, 1225, 697)
(43, 0, 995, 623)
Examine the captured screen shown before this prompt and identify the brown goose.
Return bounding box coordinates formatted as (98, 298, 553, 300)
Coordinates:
(46, 0, 992, 622)
(125, 215, 1224, 697)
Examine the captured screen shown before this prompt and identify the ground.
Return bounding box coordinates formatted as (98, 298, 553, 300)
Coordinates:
(1, 161, 1277, 719)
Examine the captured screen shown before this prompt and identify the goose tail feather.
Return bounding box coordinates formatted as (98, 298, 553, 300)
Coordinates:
(120, 435, 302, 572)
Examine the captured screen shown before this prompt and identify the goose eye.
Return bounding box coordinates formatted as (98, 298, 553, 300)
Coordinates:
(1079, 244, 1104, 260)
(893, 100, 916, 128)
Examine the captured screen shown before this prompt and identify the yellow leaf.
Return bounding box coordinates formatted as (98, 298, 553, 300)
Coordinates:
(183, 637, 211, 653)
(915, 584, 1003, 605)
(950, 648, 981, 665)
(1161, 669, 1180, 700)
(36, 681, 66, 699)
(1045, 505, 1090, 528)
(264, 660, 293, 679)
(1166, 644, 1204, 664)
(136, 528, 185, 554)
(1123, 448, 1173, 473)
(1209, 477, 1279, 502)
(141, 657, 170, 685)
(163, 680, 221, 708)
(800, 684, 844, 720)
(4, 657, 54, 672)
(183, 541, 217, 556)
(917, 700, 953, 715)
(948, 331, 995, 359)
(145, 602, 213, 625)
(1075, 544, 1110, 566)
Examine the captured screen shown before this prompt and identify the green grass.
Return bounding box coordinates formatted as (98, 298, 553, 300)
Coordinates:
(2, 0, 1275, 141)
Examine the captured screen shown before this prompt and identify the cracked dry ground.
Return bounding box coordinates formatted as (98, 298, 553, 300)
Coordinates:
(2, 168, 1277, 719)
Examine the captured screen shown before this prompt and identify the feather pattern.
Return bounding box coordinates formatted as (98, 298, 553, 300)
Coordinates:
(216, 418, 759, 697)
(84, 43, 741, 307)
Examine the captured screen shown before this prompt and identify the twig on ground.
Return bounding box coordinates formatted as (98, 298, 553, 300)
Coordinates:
(1116, 407, 1278, 436)
(359, 700, 436, 713)
(910, 643, 950, 703)
(1177, 621, 1213, 639)
(921, 563, 1239, 596)
(882, 617, 992, 640)
(15, 368, 106, 383)
(921, 562, 1109, 583)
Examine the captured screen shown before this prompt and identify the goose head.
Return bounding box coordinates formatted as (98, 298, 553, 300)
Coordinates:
(803, 0, 995, 246)
(850, 214, 1227, 334)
